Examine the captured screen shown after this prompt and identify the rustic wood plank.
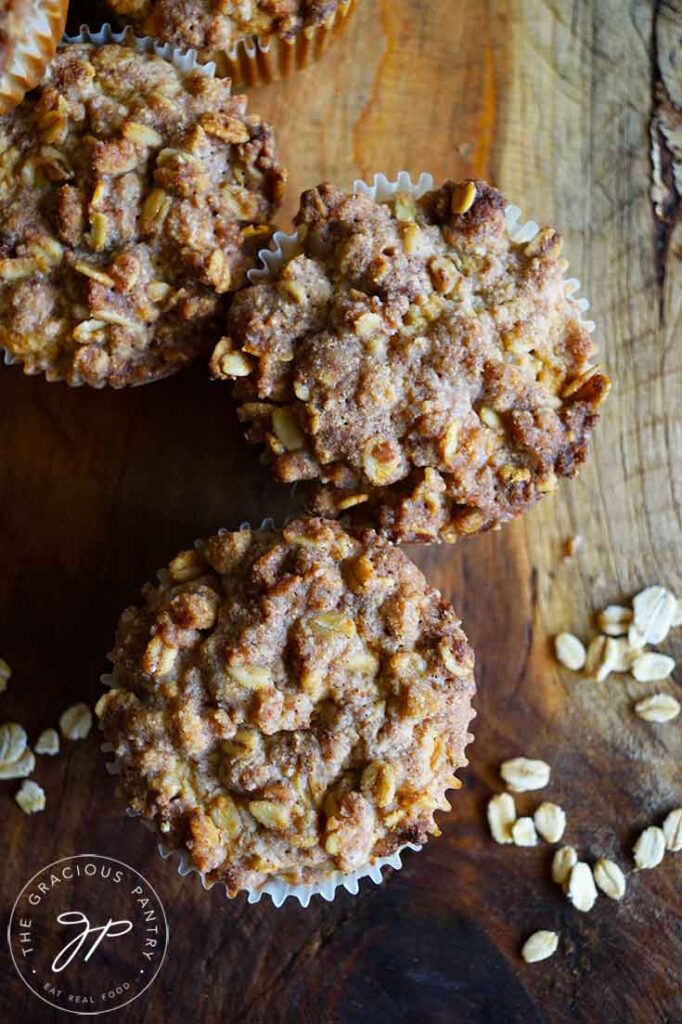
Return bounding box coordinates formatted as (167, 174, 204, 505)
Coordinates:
(1, 1, 680, 1021)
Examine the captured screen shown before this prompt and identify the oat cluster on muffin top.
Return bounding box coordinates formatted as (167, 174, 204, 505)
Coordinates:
(96, 517, 475, 896)
(0, 43, 285, 386)
(107, 0, 345, 59)
(210, 180, 610, 542)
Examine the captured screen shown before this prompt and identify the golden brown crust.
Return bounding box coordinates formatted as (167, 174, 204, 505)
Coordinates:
(107, 0, 344, 60)
(0, 43, 285, 387)
(211, 180, 610, 542)
(96, 517, 476, 896)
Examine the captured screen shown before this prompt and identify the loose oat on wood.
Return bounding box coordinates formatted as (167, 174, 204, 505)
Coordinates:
(487, 792, 516, 844)
(551, 845, 578, 887)
(632, 586, 678, 645)
(593, 857, 626, 900)
(633, 826, 666, 870)
(634, 693, 680, 723)
(500, 757, 551, 792)
(521, 930, 559, 963)
(15, 779, 46, 814)
(35, 728, 60, 755)
(554, 633, 586, 671)
(533, 802, 566, 843)
(511, 816, 538, 847)
(566, 862, 598, 912)
(59, 703, 93, 740)
(662, 808, 682, 852)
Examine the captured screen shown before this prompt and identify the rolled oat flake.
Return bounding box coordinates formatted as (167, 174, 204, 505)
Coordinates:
(521, 931, 559, 964)
(633, 826, 666, 870)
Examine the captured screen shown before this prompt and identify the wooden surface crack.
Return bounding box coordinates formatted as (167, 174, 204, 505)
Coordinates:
(649, 0, 682, 308)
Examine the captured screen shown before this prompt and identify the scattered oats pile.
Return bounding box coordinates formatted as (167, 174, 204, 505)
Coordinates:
(0, 660, 92, 815)
(487, 754, 682, 963)
(554, 585, 681, 722)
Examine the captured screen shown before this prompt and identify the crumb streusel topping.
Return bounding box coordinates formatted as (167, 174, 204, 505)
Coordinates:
(96, 517, 475, 896)
(211, 180, 610, 542)
(107, 0, 344, 59)
(0, 43, 285, 386)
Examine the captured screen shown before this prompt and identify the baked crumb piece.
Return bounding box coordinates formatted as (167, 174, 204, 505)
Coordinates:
(211, 180, 609, 542)
(106, 1, 345, 61)
(96, 516, 476, 896)
(0, 43, 285, 386)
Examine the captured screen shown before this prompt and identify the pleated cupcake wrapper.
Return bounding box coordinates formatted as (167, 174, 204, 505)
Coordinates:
(66, 0, 353, 91)
(96, 517, 439, 908)
(98, 518, 471, 905)
(101, 731, 421, 908)
(214, 0, 355, 88)
(0, 0, 68, 113)
(2, 25, 218, 384)
(249, 170, 596, 335)
(64, 23, 218, 75)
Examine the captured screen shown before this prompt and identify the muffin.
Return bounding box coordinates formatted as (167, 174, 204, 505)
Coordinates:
(0, 42, 285, 387)
(105, 0, 355, 86)
(210, 179, 611, 543)
(0, 0, 68, 113)
(96, 517, 476, 898)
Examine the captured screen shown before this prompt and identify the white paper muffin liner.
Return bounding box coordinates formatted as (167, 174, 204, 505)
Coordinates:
(101, 0, 355, 89)
(248, 170, 596, 336)
(214, 0, 355, 88)
(100, 697, 421, 909)
(64, 23, 217, 75)
(1, 25, 217, 384)
(97, 518, 479, 908)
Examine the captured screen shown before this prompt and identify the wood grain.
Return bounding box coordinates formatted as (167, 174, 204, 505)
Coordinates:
(1, 1, 681, 1021)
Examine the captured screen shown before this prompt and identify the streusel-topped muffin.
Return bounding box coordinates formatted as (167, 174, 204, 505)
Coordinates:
(0, 43, 285, 386)
(107, 0, 346, 59)
(96, 517, 476, 897)
(210, 180, 610, 542)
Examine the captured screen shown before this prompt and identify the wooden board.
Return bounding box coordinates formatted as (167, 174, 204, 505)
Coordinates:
(1, 1, 681, 1020)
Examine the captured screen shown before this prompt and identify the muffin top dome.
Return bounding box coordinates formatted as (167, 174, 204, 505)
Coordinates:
(96, 517, 475, 896)
(211, 179, 610, 542)
(0, 43, 285, 386)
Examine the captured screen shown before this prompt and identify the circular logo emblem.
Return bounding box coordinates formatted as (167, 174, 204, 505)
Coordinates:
(7, 854, 169, 1015)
